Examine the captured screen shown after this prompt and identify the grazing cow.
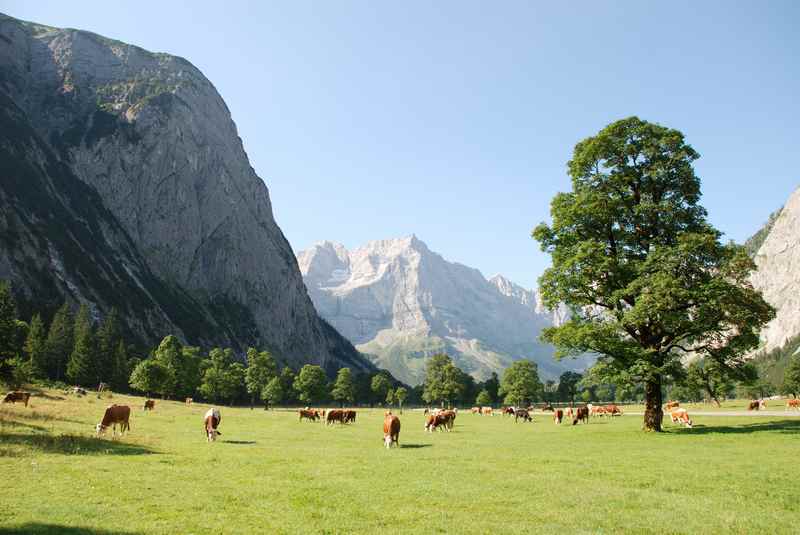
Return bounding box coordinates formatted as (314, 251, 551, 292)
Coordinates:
(72, 387, 87, 396)
(383, 412, 401, 448)
(425, 411, 454, 432)
(670, 408, 693, 428)
(97, 382, 108, 394)
(2, 391, 30, 407)
(96, 404, 131, 437)
(204, 408, 221, 441)
(664, 401, 680, 411)
(553, 409, 564, 424)
(759, 399, 767, 410)
(481, 406, 493, 416)
(541, 403, 554, 412)
(502, 406, 515, 417)
(786, 399, 800, 411)
(565, 407, 574, 420)
(747, 400, 761, 411)
(326, 409, 344, 425)
(604, 404, 623, 417)
(299, 409, 319, 422)
(514, 409, 532, 423)
(343, 410, 357, 424)
(471, 407, 481, 414)
(591, 406, 607, 417)
(143, 399, 155, 411)
(185, 398, 193, 405)
(572, 406, 589, 425)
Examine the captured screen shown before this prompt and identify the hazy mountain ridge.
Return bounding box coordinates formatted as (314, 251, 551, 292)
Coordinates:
(0, 13, 372, 372)
(297, 236, 591, 385)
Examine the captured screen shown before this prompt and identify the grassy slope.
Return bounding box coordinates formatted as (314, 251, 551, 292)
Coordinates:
(1, 390, 799, 534)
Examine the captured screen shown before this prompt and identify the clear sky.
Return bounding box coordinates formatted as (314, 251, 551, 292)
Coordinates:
(4, 1, 799, 288)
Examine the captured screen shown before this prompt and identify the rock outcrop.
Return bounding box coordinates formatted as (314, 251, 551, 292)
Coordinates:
(751, 187, 800, 354)
(297, 237, 591, 384)
(0, 13, 372, 372)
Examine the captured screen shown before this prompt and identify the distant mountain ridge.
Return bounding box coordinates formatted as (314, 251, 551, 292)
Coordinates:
(0, 13, 372, 373)
(297, 236, 591, 385)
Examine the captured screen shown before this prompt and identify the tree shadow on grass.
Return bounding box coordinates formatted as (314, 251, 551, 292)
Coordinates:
(666, 420, 800, 435)
(0, 523, 141, 535)
(221, 440, 256, 445)
(0, 419, 48, 432)
(400, 444, 432, 449)
(0, 432, 156, 456)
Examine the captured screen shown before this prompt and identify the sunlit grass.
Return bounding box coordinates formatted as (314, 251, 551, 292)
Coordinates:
(1, 390, 799, 534)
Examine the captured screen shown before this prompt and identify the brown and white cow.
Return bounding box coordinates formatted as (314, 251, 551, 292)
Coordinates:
(664, 400, 680, 411)
(747, 400, 761, 411)
(143, 399, 155, 411)
(553, 409, 564, 424)
(2, 391, 30, 407)
(471, 407, 481, 414)
(343, 410, 357, 424)
(299, 409, 319, 422)
(481, 406, 493, 416)
(383, 412, 401, 448)
(669, 408, 693, 428)
(204, 408, 221, 441)
(572, 406, 589, 425)
(786, 398, 800, 411)
(605, 404, 623, 417)
(501, 406, 515, 417)
(96, 404, 131, 437)
(185, 398, 193, 406)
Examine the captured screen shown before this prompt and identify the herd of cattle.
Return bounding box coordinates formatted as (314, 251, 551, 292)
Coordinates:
(4, 388, 800, 447)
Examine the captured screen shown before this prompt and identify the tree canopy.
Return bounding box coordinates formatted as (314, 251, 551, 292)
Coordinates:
(499, 360, 542, 406)
(533, 117, 775, 431)
(422, 354, 467, 406)
(294, 364, 328, 405)
(331, 367, 355, 406)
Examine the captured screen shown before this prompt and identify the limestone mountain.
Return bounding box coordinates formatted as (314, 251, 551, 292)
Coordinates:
(750, 187, 800, 355)
(0, 13, 372, 373)
(297, 237, 591, 385)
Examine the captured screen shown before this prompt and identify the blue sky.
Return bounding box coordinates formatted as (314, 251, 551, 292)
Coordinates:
(5, 1, 799, 288)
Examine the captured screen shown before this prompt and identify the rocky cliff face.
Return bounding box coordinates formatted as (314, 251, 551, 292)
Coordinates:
(297, 237, 591, 384)
(751, 187, 800, 354)
(0, 13, 372, 372)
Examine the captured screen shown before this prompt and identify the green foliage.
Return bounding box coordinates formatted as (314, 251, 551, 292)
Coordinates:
(499, 360, 542, 405)
(781, 355, 800, 397)
(95, 308, 122, 385)
(66, 305, 96, 387)
(24, 313, 47, 379)
(244, 347, 277, 406)
(198, 348, 242, 404)
(110, 340, 130, 392)
(370, 373, 391, 404)
(129, 358, 174, 398)
(475, 389, 492, 406)
(151, 336, 204, 399)
(331, 367, 355, 405)
(44, 303, 73, 382)
(293, 364, 328, 405)
(385, 388, 395, 405)
(483, 372, 499, 402)
(682, 358, 743, 406)
(422, 354, 467, 406)
(556, 371, 582, 403)
(533, 117, 775, 430)
(262, 376, 284, 408)
(394, 386, 408, 409)
(0, 280, 19, 379)
(279, 367, 297, 404)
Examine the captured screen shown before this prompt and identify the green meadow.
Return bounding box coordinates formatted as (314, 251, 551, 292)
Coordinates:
(1, 390, 798, 535)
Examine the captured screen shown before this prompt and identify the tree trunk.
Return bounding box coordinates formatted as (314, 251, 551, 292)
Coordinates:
(643, 377, 663, 432)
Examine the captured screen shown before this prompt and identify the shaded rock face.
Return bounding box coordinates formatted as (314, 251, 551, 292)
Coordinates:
(751, 187, 800, 354)
(0, 14, 372, 373)
(297, 237, 592, 385)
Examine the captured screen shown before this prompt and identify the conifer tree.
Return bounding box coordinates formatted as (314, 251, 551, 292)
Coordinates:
(66, 304, 96, 387)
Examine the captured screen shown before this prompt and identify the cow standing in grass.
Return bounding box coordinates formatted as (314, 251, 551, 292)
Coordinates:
(786, 399, 800, 411)
(572, 406, 589, 425)
(326, 409, 344, 425)
(514, 409, 532, 423)
(2, 391, 30, 407)
(670, 408, 693, 428)
(204, 408, 221, 442)
(383, 412, 401, 448)
(143, 399, 155, 411)
(96, 405, 131, 437)
(299, 409, 319, 422)
(553, 409, 564, 424)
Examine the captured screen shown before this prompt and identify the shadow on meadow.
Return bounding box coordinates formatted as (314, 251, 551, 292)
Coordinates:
(0, 523, 141, 535)
(0, 432, 156, 456)
(400, 443, 432, 449)
(668, 419, 800, 435)
(221, 440, 257, 445)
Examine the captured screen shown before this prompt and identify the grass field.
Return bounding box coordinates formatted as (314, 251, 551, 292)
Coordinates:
(1, 390, 799, 534)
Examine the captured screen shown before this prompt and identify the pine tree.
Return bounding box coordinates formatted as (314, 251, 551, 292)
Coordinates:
(0, 280, 19, 379)
(66, 304, 96, 387)
(24, 313, 47, 379)
(110, 340, 130, 392)
(95, 308, 122, 384)
(45, 303, 74, 381)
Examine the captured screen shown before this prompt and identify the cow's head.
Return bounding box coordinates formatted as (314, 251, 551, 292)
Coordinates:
(686, 419, 693, 428)
(384, 434, 393, 448)
(95, 424, 106, 436)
